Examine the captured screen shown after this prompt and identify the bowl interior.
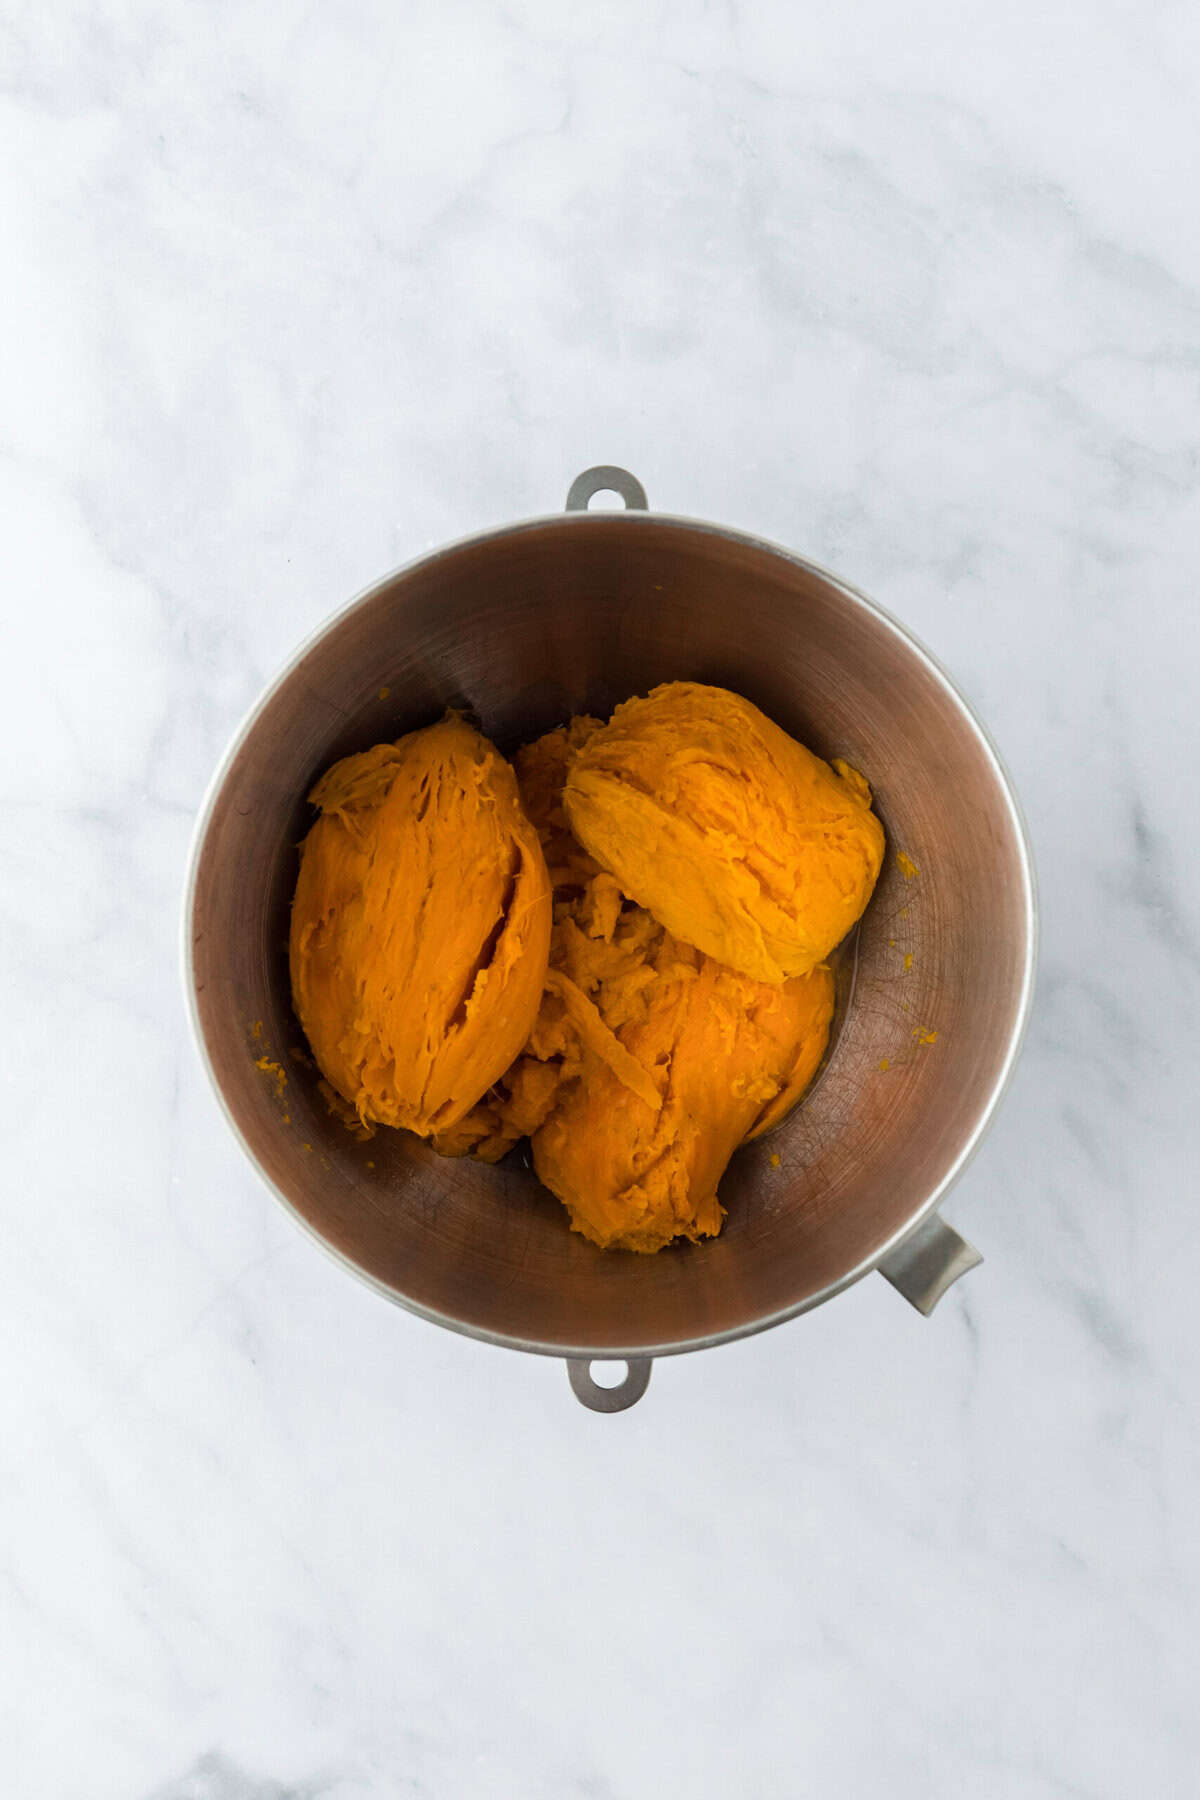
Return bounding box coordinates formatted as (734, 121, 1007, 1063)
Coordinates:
(189, 516, 1033, 1355)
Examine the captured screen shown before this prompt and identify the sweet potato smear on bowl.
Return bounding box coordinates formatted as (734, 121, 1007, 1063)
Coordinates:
(291, 685, 884, 1252)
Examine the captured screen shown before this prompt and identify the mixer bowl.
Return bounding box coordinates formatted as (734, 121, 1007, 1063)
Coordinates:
(184, 467, 1036, 1410)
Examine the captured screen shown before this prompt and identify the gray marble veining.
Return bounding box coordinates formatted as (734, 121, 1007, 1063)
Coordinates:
(3, 3, 1199, 1796)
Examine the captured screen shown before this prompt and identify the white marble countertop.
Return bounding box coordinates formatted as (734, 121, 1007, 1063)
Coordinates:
(5, 3, 1200, 1795)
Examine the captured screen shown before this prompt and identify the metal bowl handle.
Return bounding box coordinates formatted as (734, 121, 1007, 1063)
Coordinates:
(878, 1214, 982, 1315)
(566, 466, 649, 512)
(567, 1357, 652, 1412)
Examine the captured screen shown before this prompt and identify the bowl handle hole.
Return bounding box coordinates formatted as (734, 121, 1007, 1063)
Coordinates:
(566, 1356, 652, 1413)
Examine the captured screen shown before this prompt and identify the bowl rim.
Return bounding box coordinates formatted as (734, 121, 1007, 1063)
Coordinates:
(181, 507, 1039, 1361)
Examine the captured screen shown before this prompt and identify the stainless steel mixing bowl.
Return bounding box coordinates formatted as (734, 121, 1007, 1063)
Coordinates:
(184, 466, 1036, 1411)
